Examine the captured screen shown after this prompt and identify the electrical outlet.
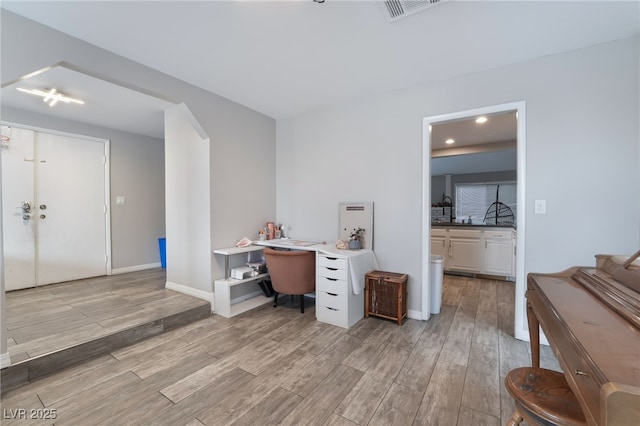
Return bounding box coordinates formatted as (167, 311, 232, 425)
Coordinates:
(534, 200, 546, 214)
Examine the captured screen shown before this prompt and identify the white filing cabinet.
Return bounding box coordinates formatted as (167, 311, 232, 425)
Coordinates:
(316, 252, 365, 329)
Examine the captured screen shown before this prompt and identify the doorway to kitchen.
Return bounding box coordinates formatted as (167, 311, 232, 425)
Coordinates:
(421, 101, 528, 341)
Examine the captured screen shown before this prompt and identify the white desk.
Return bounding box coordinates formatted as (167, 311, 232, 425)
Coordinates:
(255, 239, 378, 328)
(213, 245, 271, 318)
(253, 239, 326, 250)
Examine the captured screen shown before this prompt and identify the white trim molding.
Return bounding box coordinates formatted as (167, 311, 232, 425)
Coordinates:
(1, 352, 11, 369)
(165, 281, 214, 311)
(407, 309, 422, 321)
(111, 263, 162, 275)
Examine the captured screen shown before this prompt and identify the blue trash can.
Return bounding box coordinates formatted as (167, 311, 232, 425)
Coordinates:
(158, 237, 166, 268)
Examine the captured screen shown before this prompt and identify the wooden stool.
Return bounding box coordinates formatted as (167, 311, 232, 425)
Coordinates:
(504, 367, 587, 426)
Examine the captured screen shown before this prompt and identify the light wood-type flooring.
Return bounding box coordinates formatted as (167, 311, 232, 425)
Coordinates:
(1, 273, 559, 425)
(2, 268, 211, 389)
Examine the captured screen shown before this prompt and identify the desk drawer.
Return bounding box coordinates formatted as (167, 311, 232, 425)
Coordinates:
(317, 291, 348, 327)
(317, 276, 347, 295)
(317, 255, 346, 270)
(317, 266, 347, 280)
(317, 290, 348, 311)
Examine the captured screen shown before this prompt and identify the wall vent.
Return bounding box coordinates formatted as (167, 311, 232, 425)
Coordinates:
(380, 0, 447, 22)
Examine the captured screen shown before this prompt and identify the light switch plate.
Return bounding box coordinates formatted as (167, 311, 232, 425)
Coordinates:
(116, 196, 126, 205)
(534, 200, 546, 214)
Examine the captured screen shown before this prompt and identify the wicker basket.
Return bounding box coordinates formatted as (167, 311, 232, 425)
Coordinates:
(365, 270, 408, 325)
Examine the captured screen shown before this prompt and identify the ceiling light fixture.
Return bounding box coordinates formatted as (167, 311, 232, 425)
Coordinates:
(17, 87, 84, 107)
(475, 116, 488, 124)
(445, 138, 455, 145)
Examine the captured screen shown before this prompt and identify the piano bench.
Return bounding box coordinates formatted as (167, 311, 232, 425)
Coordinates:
(505, 367, 587, 426)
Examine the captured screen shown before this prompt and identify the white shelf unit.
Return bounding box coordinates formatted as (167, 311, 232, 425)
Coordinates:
(213, 245, 272, 318)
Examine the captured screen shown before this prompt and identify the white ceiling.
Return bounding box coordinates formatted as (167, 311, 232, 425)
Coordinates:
(431, 110, 517, 175)
(1, 1, 637, 169)
(431, 111, 516, 151)
(3, 1, 638, 120)
(2, 65, 174, 139)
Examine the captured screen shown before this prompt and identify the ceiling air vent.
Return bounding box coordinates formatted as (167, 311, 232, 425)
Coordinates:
(380, 0, 447, 22)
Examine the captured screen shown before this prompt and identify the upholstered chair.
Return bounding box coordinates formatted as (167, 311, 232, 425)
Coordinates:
(263, 248, 316, 313)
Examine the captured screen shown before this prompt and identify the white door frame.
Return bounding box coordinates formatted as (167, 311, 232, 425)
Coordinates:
(2, 121, 112, 277)
(421, 101, 528, 341)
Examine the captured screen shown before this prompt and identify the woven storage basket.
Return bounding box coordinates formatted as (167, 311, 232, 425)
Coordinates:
(365, 270, 408, 325)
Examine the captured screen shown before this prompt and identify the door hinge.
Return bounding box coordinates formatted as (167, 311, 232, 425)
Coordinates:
(104, 205, 107, 214)
(105, 254, 108, 263)
(103, 156, 107, 164)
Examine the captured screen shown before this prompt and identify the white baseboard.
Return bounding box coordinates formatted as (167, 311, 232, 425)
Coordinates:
(407, 309, 422, 321)
(112, 262, 162, 274)
(0, 351, 11, 369)
(165, 281, 214, 311)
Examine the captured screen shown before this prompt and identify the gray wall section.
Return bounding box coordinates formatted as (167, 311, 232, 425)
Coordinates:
(2, 107, 165, 270)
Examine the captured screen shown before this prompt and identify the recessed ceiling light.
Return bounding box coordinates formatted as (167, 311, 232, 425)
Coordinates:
(475, 116, 488, 124)
(445, 138, 455, 145)
(17, 87, 84, 107)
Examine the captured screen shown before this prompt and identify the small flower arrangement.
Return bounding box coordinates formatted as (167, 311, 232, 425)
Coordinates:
(350, 227, 365, 241)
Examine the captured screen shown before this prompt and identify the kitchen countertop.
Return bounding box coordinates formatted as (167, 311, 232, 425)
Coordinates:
(431, 222, 516, 229)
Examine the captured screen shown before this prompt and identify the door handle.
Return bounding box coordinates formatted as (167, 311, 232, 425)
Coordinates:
(21, 201, 32, 213)
(39, 204, 47, 210)
(40, 214, 46, 219)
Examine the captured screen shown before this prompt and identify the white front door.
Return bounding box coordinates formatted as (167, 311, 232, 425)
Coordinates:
(1, 126, 37, 290)
(1, 125, 109, 290)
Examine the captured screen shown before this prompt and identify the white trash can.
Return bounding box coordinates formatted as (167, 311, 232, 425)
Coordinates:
(430, 255, 445, 314)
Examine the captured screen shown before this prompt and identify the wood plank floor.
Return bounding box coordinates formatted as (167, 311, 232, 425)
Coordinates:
(1, 274, 560, 425)
(5, 269, 209, 364)
(2, 269, 211, 390)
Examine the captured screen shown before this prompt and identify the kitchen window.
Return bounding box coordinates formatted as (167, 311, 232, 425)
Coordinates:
(455, 182, 517, 225)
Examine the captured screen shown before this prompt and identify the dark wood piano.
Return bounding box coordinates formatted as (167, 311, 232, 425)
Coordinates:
(526, 251, 640, 426)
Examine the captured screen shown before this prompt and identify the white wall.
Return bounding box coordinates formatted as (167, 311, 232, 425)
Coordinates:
(165, 105, 211, 298)
(277, 37, 640, 337)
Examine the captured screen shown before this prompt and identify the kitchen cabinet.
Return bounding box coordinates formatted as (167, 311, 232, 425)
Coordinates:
(447, 229, 482, 273)
(430, 226, 516, 279)
(484, 230, 514, 276)
(430, 228, 448, 270)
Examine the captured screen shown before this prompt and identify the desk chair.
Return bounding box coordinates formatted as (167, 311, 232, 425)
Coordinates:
(263, 248, 315, 313)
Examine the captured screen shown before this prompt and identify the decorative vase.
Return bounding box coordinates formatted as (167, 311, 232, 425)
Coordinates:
(348, 240, 362, 250)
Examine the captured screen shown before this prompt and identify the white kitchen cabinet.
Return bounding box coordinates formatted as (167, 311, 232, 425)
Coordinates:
(430, 229, 448, 270)
(483, 230, 514, 276)
(448, 229, 482, 273)
(431, 226, 516, 279)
